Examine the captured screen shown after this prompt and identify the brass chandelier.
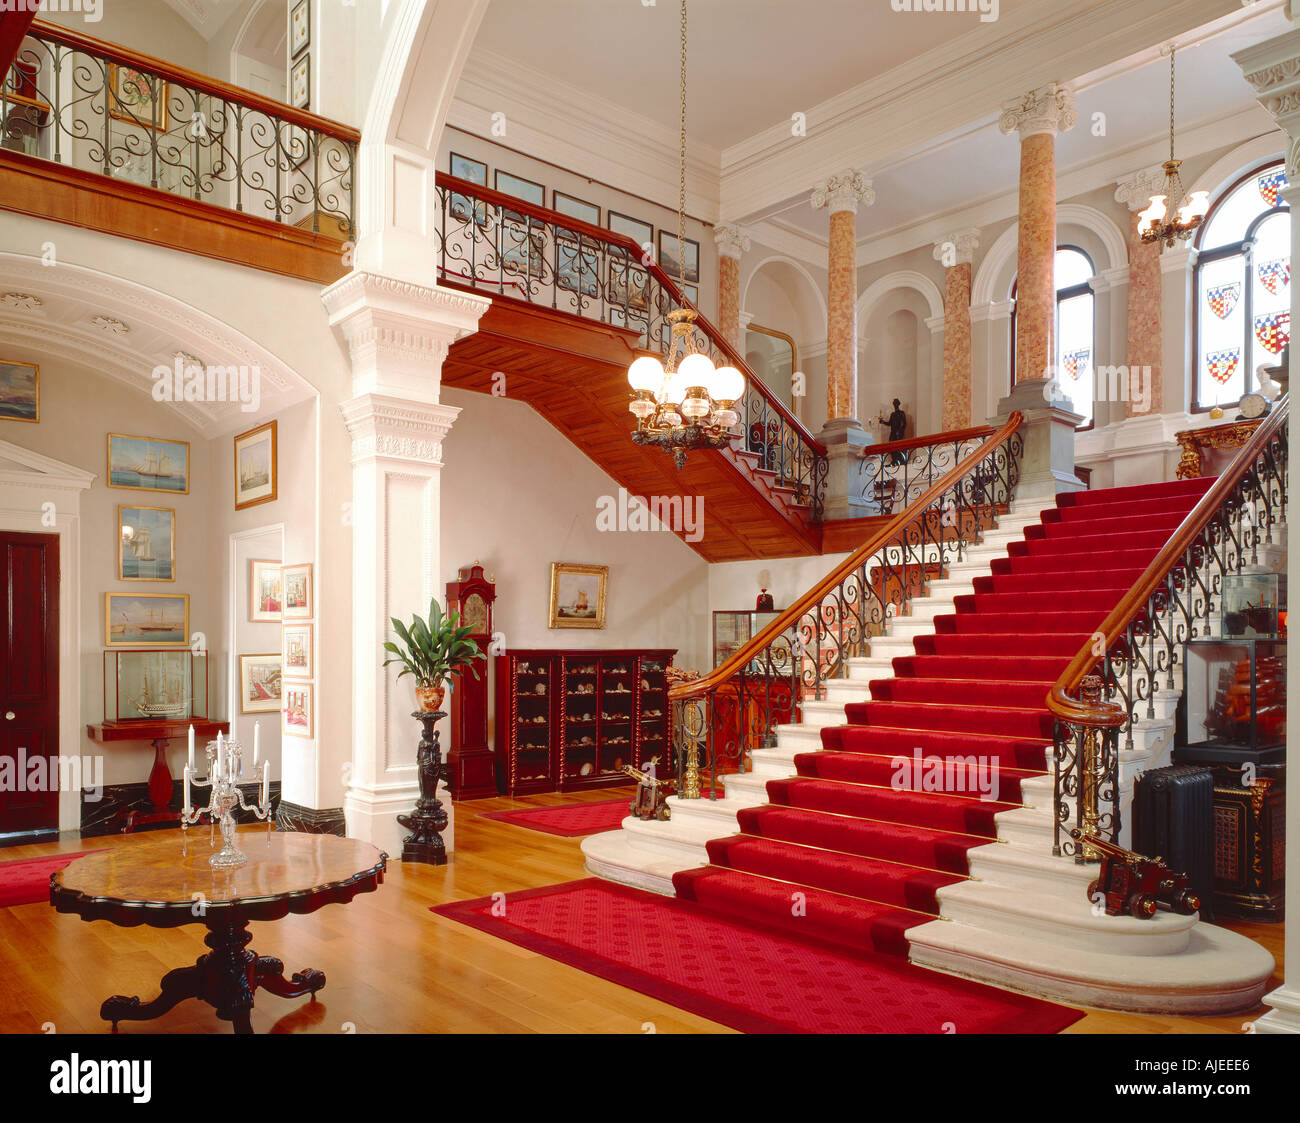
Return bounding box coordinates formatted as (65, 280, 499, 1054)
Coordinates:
(627, 0, 744, 470)
(1137, 46, 1210, 247)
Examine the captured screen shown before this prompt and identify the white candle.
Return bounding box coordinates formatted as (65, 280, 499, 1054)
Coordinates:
(261, 760, 269, 809)
(253, 721, 260, 766)
(188, 724, 195, 769)
(217, 731, 225, 775)
(183, 763, 190, 815)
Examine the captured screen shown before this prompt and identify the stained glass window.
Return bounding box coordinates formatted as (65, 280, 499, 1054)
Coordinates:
(1194, 162, 1290, 411)
(1012, 246, 1096, 428)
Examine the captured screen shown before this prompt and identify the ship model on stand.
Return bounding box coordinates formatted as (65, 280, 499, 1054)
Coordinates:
(1205, 653, 1285, 747)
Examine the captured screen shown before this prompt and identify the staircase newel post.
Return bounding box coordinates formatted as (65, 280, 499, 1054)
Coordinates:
(1078, 674, 1104, 860)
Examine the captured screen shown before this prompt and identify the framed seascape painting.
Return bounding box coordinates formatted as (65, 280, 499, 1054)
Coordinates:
(609, 211, 654, 253)
(284, 682, 314, 738)
(108, 433, 190, 494)
(105, 592, 189, 647)
(249, 559, 282, 623)
(118, 505, 175, 581)
(658, 230, 700, 283)
(282, 562, 313, 620)
(239, 653, 283, 715)
(0, 360, 38, 423)
(553, 191, 600, 227)
(234, 421, 277, 509)
(283, 622, 314, 680)
(448, 152, 488, 226)
(548, 562, 608, 629)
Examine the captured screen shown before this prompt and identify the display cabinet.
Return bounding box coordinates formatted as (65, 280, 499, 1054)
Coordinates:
(1179, 637, 1285, 755)
(103, 648, 208, 722)
(1220, 572, 1286, 639)
(495, 648, 675, 795)
(712, 610, 784, 669)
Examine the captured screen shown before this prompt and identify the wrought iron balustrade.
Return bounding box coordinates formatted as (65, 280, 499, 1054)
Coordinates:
(1049, 397, 1289, 861)
(861, 425, 996, 514)
(434, 172, 826, 515)
(669, 414, 1025, 798)
(2, 21, 357, 237)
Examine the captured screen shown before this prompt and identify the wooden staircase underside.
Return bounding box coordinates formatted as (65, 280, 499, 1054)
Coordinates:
(440, 291, 823, 563)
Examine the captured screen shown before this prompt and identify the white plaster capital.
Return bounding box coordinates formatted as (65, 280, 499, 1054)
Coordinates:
(1114, 166, 1168, 212)
(1234, 30, 1300, 178)
(924, 313, 946, 333)
(811, 169, 875, 215)
(998, 83, 1077, 140)
(322, 271, 490, 403)
(1088, 265, 1130, 294)
(1160, 245, 1197, 274)
(970, 300, 1015, 325)
(714, 223, 752, 260)
(932, 228, 980, 267)
(340, 393, 461, 468)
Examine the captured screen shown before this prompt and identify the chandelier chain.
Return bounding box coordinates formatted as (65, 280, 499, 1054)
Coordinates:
(678, 0, 687, 293)
(1169, 45, 1175, 165)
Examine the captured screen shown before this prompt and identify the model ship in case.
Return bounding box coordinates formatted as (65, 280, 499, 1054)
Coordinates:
(1206, 653, 1285, 747)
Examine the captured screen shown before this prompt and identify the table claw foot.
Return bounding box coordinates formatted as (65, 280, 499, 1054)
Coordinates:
(254, 956, 326, 1000)
(100, 962, 199, 1029)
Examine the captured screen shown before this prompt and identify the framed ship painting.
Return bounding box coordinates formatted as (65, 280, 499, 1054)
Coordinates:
(249, 559, 282, 623)
(0, 360, 38, 422)
(107, 433, 190, 493)
(118, 505, 175, 581)
(547, 562, 608, 629)
(105, 592, 189, 647)
(234, 420, 277, 510)
(239, 653, 283, 715)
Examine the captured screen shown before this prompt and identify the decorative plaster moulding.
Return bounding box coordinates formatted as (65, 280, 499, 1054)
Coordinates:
(0, 293, 42, 311)
(998, 83, 1077, 140)
(714, 224, 752, 260)
(1115, 166, 1168, 212)
(932, 229, 980, 267)
(0, 438, 96, 493)
(1234, 28, 1300, 176)
(811, 170, 875, 216)
(340, 394, 461, 468)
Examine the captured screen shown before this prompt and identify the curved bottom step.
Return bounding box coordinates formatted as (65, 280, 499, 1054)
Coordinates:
(581, 827, 701, 896)
(907, 917, 1275, 1016)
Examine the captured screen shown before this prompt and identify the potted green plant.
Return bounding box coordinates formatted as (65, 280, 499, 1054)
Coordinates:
(382, 597, 486, 712)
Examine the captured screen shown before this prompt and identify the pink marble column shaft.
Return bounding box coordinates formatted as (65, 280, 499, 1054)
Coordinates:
(826, 209, 857, 419)
(942, 262, 973, 429)
(1014, 132, 1058, 384)
(1125, 210, 1162, 417)
(717, 253, 740, 349)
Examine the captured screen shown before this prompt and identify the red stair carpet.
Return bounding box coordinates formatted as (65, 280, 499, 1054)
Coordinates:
(434, 879, 1082, 1033)
(0, 850, 104, 908)
(477, 798, 630, 837)
(674, 477, 1215, 958)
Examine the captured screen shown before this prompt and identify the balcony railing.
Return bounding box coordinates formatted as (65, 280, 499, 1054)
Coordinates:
(2, 21, 357, 238)
(860, 425, 996, 515)
(434, 172, 827, 516)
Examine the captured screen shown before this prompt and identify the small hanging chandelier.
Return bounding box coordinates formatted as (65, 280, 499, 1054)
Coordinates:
(1138, 45, 1210, 247)
(627, 0, 744, 470)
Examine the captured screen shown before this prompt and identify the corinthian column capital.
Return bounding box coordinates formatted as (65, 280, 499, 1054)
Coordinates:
(933, 228, 980, 267)
(1114, 166, 1168, 212)
(713, 223, 751, 260)
(811, 169, 875, 215)
(999, 83, 1077, 140)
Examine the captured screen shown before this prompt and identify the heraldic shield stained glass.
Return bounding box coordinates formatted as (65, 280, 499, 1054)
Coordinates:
(1195, 162, 1291, 411)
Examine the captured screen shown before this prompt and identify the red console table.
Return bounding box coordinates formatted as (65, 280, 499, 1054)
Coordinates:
(87, 719, 230, 832)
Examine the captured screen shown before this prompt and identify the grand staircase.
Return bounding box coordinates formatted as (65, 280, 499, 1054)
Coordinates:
(584, 475, 1278, 1015)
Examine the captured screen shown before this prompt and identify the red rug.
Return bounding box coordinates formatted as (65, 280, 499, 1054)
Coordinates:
(476, 798, 629, 838)
(433, 879, 1083, 1034)
(0, 850, 104, 908)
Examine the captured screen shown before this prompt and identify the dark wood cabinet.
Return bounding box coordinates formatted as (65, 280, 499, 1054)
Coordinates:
(495, 648, 674, 796)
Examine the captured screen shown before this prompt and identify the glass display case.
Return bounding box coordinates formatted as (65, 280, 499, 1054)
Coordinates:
(712, 610, 785, 670)
(1220, 572, 1286, 638)
(1180, 637, 1285, 753)
(103, 648, 208, 722)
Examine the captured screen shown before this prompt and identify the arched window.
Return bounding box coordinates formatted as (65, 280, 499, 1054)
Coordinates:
(1193, 161, 1290, 412)
(1012, 246, 1097, 428)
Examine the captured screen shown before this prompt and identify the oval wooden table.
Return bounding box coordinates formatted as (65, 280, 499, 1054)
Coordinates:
(50, 831, 387, 1034)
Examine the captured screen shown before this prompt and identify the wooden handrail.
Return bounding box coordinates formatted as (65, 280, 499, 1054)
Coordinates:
(22, 19, 360, 142)
(671, 411, 1024, 701)
(862, 424, 995, 458)
(1047, 395, 1290, 728)
(436, 171, 826, 457)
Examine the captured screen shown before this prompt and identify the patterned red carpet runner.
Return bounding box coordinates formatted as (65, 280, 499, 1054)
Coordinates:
(433, 879, 1083, 1033)
(673, 477, 1215, 956)
(477, 797, 630, 837)
(0, 850, 104, 908)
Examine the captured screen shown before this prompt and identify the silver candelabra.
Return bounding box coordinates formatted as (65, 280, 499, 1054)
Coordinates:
(181, 729, 272, 869)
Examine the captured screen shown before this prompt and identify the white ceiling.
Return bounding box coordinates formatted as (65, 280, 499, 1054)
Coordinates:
(471, 0, 1043, 150)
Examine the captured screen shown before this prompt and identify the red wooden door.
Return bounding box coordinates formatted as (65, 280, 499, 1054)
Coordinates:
(0, 532, 59, 837)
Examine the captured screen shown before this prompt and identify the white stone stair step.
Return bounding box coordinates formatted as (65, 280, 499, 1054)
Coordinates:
(904, 599, 957, 622)
(750, 745, 806, 774)
(722, 772, 772, 802)
(580, 829, 700, 896)
(621, 812, 724, 855)
(887, 616, 941, 637)
(865, 636, 916, 659)
(845, 658, 897, 682)
(963, 837, 1100, 901)
(800, 699, 851, 726)
(933, 877, 1194, 955)
(824, 678, 881, 701)
(906, 914, 1275, 1014)
(923, 577, 977, 598)
(664, 793, 754, 830)
(773, 723, 824, 752)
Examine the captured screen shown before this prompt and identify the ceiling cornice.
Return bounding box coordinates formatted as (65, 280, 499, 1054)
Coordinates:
(719, 0, 1248, 220)
(449, 46, 722, 220)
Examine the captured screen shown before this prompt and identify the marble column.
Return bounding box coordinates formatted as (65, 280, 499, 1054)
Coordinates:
(1233, 25, 1300, 1034)
(321, 271, 489, 858)
(933, 229, 979, 430)
(713, 224, 750, 350)
(992, 84, 1083, 500)
(810, 169, 875, 520)
(999, 84, 1076, 385)
(1115, 167, 1167, 420)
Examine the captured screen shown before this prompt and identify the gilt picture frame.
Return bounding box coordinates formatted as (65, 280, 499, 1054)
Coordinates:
(234, 421, 277, 510)
(282, 622, 314, 680)
(0, 360, 38, 423)
(547, 562, 608, 630)
(282, 562, 313, 620)
(239, 653, 283, 715)
(117, 505, 176, 582)
(249, 559, 282, 623)
(105, 592, 189, 648)
(283, 682, 315, 738)
(107, 433, 190, 494)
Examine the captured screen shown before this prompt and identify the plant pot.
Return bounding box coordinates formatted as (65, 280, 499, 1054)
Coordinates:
(415, 683, 445, 712)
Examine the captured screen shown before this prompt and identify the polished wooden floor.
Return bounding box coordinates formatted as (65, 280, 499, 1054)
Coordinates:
(0, 790, 1284, 1034)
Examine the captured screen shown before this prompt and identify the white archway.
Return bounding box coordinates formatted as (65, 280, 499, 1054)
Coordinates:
(856, 269, 944, 328)
(741, 253, 829, 330)
(1189, 133, 1286, 203)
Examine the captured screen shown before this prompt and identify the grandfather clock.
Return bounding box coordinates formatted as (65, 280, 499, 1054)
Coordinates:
(445, 562, 498, 800)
